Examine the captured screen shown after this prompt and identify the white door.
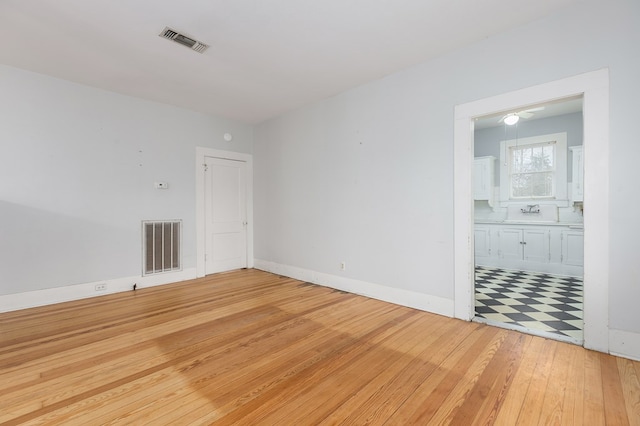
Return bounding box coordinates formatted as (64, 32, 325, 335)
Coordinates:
(474, 227, 491, 259)
(204, 156, 247, 274)
(498, 229, 523, 261)
(523, 229, 549, 263)
(562, 230, 584, 266)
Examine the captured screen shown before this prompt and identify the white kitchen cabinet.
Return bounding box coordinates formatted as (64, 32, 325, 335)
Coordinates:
(474, 223, 582, 276)
(497, 228, 550, 263)
(562, 229, 584, 266)
(569, 146, 584, 202)
(497, 228, 523, 261)
(474, 226, 492, 258)
(474, 156, 495, 207)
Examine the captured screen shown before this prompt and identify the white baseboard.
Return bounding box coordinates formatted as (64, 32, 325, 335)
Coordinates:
(254, 259, 454, 317)
(609, 329, 640, 361)
(0, 268, 197, 313)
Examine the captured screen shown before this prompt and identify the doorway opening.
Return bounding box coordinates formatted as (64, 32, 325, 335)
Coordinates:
(453, 69, 610, 353)
(471, 97, 584, 344)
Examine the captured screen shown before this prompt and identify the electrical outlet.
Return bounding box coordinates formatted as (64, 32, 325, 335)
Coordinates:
(95, 283, 107, 291)
(340, 261, 346, 271)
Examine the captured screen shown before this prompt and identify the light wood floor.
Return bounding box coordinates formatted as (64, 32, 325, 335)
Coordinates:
(1, 269, 639, 425)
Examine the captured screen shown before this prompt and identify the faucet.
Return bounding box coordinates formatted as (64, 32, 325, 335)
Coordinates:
(521, 204, 541, 214)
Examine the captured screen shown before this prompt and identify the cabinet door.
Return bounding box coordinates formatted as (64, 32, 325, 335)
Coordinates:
(523, 229, 550, 263)
(562, 230, 584, 266)
(473, 156, 495, 206)
(474, 227, 491, 258)
(570, 146, 584, 202)
(498, 228, 523, 260)
(473, 160, 488, 199)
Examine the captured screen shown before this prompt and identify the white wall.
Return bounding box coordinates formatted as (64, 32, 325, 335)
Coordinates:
(0, 64, 252, 297)
(254, 0, 640, 338)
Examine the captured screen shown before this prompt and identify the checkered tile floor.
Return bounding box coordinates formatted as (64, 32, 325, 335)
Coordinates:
(474, 266, 583, 344)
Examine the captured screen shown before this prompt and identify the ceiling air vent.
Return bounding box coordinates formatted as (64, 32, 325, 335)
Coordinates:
(159, 27, 209, 53)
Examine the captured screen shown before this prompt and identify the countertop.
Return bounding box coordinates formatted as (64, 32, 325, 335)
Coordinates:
(474, 219, 584, 229)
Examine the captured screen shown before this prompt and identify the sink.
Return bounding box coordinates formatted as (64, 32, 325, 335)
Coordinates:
(506, 204, 558, 222)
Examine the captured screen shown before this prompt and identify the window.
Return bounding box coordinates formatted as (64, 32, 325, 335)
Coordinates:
(509, 141, 556, 198)
(499, 132, 568, 206)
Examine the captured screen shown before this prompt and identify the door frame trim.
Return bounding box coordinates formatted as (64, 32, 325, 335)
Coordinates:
(195, 147, 254, 278)
(453, 69, 610, 353)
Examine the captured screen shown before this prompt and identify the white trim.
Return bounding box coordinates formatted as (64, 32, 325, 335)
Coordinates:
(609, 329, 640, 362)
(254, 259, 454, 316)
(195, 147, 254, 278)
(0, 268, 197, 313)
(454, 69, 610, 353)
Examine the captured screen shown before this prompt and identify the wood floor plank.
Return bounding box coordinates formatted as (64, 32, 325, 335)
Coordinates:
(514, 338, 558, 425)
(582, 348, 606, 425)
(399, 326, 507, 424)
(537, 339, 574, 425)
(464, 332, 528, 425)
(618, 357, 640, 426)
(106, 298, 391, 425)
(316, 315, 461, 425)
(426, 329, 514, 425)
(204, 308, 418, 425)
(491, 334, 541, 424)
(243, 311, 430, 426)
(1, 269, 639, 425)
(601, 352, 631, 425)
(562, 343, 586, 426)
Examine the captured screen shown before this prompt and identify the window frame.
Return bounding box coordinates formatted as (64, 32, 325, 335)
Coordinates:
(509, 140, 557, 199)
(499, 132, 568, 207)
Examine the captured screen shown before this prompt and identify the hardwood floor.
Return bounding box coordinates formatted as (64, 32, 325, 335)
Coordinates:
(1, 269, 639, 425)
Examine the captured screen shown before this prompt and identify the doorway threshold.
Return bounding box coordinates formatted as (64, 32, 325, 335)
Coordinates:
(472, 316, 582, 345)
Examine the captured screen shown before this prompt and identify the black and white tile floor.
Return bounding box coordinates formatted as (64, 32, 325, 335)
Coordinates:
(474, 266, 583, 344)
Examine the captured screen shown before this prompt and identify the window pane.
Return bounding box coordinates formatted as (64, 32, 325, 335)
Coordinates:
(512, 173, 530, 197)
(510, 141, 556, 199)
(522, 148, 533, 172)
(511, 148, 519, 173)
(543, 145, 554, 169)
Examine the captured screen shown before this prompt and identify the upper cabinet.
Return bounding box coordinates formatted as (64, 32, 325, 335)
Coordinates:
(474, 156, 495, 207)
(569, 146, 584, 202)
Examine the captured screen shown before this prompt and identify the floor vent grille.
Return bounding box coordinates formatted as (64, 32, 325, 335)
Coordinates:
(143, 220, 182, 275)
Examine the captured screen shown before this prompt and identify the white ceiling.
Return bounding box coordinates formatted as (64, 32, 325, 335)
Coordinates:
(0, 0, 581, 124)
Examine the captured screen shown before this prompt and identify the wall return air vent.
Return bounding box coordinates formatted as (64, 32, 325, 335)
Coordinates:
(142, 220, 182, 276)
(159, 27, 209, 53)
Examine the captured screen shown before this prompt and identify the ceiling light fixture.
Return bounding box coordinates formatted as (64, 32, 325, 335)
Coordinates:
(503, 113, 520, 126)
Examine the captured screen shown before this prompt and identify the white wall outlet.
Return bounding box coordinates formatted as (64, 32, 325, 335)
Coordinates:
(340, 261, 346, 270)
(154, 182, 169, 189)
(95, 283, 107, 291)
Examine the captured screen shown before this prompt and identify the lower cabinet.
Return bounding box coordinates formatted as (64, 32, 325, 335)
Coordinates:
(497, 228, 550, 263)
(474, 223, 583, 276)
(474, 227, 492, 258)
(562, 230, 584, 266)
